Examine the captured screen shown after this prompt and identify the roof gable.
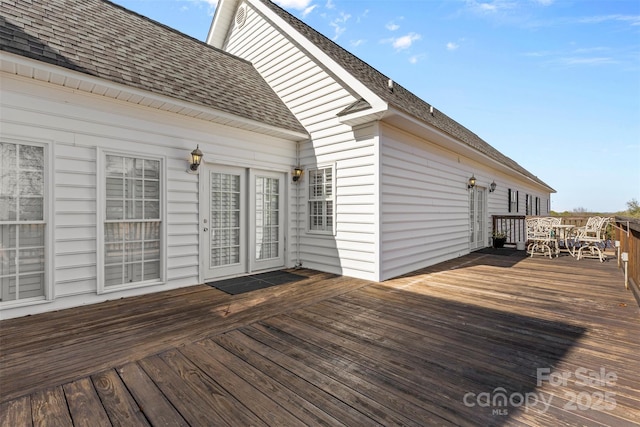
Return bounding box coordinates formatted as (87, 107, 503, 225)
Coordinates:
(244, 0, 553, 190)
(0, 0, 306, 136)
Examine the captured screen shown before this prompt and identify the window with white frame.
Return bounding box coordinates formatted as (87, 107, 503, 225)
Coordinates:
(103, 154, 162, 287)
(508, 189, 518, 213)
(0, 142, 46, 302)
(308, 166, 334, 233)
(525, 194, 533, 215)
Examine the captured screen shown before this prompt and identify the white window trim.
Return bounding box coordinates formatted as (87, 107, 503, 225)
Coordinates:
(0, 137, 53, 307)
(306, 164, 336, 236)
(96, 148, 167, 294)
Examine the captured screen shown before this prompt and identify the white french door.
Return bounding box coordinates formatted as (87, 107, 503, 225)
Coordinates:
(469, 186, 487, 250)
(201, 165, 285, 281)
(250, 170, 284, 272)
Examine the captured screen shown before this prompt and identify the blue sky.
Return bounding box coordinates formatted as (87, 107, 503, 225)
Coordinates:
(112, 0, 640, 213)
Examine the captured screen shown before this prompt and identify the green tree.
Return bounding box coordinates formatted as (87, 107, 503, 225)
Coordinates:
(624, 198, 640, 217)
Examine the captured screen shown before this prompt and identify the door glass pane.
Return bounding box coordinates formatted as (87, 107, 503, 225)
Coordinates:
(469, 188, 475, 244)
(255, 176, 279, 261)
(210, 172, 241, 267)
(477, 189, 485, 245)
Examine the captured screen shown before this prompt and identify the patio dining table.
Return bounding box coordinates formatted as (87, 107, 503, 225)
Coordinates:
(552, 224, 577, 257)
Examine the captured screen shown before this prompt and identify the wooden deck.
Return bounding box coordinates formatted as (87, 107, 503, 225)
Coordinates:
(1, 252, 639, 426)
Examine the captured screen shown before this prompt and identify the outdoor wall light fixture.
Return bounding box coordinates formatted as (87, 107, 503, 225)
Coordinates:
(292, 167, 303, 182)
(489, 181, 497, 192)
(467, 175, 476, 189)
(189, 145, 203, 172)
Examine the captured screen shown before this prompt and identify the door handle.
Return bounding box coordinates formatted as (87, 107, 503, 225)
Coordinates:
(203, 227, 208, 232)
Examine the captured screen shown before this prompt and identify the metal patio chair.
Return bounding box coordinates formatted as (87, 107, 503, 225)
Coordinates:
(575, 217, 612, 262)
(526, 217, 557, 259)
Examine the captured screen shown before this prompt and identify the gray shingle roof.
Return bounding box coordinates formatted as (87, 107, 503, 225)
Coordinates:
(258, 0, 553, 190)
(0, 0, 306, 135)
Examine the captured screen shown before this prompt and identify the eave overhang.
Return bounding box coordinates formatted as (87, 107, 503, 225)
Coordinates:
(340, 103, 556, 193)
(1, 52, 309, 142)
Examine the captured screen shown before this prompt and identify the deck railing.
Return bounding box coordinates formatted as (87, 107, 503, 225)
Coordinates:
(553, 216, 589, 227)
(614, 216, 640, 305)
(491, 215, 526, 245)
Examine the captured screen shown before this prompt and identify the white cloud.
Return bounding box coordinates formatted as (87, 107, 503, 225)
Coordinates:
(350, 39, 366, 48)
(386, 22, 400, 31)
(273, 0, 313, 10)
(446, 42, 459, 51)
(561, 57, 617, 66)
(195, 0, 218, 6)
(409, 54, 426, 64)
(533, 0, 554, 5)
(391, 33, 421, 50)
(464, 0, 518, 14)
(330, 12, 351, 40)
(479, 2, 498, 12)
(325, 0, 335, 9)
(577, 14, 640, 26)
(187, 0, 218, 16)
(356, 9, 369, 23)
(302, 4, 317, 17)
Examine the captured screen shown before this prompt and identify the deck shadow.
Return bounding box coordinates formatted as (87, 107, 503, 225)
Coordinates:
(301, 283, 591, 425)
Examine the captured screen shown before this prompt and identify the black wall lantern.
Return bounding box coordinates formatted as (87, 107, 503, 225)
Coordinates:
(292, 167, 303, 182)
(467, 175, 476, 189)
(489, 181, 497, 192)
(190, 145, 203, 172)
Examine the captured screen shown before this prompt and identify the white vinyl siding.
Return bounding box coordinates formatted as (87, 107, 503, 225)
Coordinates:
(379, 123, 553, 280)
(0, 142, 46, 302)
(1, 72, 296, 319)
(224, 5, 378, 280)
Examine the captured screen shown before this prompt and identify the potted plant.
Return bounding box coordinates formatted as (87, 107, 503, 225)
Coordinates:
(492, 230, 507, 248)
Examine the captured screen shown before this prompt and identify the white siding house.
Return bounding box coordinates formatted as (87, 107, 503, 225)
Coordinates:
(0, 0, 307, 319)
(1, 0, 553, 319)
(208, 0, 554, 281)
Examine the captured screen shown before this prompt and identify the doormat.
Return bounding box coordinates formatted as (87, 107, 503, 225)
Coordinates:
(206, 270, 306, 295)
(475, 247, 528, 257)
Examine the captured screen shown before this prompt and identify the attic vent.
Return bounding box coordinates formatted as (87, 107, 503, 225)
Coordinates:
(235, 6, 247, 28)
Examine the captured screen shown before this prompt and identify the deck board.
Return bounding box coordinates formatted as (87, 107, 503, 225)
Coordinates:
(1, 254, 638, 426)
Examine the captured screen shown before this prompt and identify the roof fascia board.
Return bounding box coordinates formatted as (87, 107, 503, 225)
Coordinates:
(383, 107, 556, 193)
(247, 0, 388, 114)
(1, 52, 309, 141)
(206, 0, 241, 48)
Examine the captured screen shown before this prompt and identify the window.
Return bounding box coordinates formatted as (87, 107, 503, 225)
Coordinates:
(525, 194, 534, 215)
(535, 197, 541, 215)
(508, 189, 518, 213)
(308, 166, 334, 233)
(0, 142, 46, 302)
(103, 154, 162, 288)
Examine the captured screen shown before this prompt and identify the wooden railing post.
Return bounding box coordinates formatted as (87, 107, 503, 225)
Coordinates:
(614, 216, 640, 306)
